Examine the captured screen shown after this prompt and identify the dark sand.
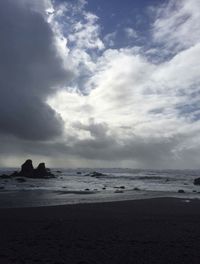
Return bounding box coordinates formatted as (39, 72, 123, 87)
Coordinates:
(1, 198, 200, 264)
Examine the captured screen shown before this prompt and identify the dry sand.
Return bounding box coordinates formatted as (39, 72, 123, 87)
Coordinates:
(0, 198, 200, 263)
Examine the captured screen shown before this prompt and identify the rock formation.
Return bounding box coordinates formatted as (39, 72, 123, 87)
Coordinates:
(1, 159, 55, 179)
(19, 159, 34, 177)
(35, 163, 48, 177)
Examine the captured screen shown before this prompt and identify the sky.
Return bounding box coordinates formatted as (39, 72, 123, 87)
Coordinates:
(0, 0, 200, 169)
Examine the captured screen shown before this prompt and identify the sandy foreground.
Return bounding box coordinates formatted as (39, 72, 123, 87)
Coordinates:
(0, 198, 200, 264)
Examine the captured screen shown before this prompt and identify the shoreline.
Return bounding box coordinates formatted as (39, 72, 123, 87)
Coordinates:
(1, 197, 200, 263)
(0, 188, 199, 209)
(0, 196, 199, 215)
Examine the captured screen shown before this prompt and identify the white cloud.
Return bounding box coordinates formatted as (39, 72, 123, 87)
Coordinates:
(124, 27, 138, 39)
(153, 0, 200, 52)
(104, 32, 117, 47)
(48, 25, 200, 168)
(47, 0, 104, 94)
(68, 12, 104, 50)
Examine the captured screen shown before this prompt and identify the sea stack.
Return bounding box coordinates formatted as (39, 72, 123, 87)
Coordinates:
(17, 159, 54, 178)
(34, 163, 53, 178)
(19, 159, 34, 177)
(35, 163, 47, 176)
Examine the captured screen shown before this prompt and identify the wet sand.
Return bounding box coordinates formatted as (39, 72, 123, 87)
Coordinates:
(0, 198, 200, 263)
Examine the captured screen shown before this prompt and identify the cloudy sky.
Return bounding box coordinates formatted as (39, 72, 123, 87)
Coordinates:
(0, 0, 200, 169)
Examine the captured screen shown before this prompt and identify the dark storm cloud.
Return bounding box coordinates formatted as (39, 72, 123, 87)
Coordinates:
(71, 136, 176, 164)
(0, 0, 70, 140)
(0, 131, 178, 168)
(0, 122, 198, 169)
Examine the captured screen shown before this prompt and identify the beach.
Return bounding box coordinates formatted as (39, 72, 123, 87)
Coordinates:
(1, 198, 200, 264)
(0, 0, 199, 263)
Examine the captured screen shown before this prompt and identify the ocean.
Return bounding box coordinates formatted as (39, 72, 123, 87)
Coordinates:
(0, 168, 200, 208)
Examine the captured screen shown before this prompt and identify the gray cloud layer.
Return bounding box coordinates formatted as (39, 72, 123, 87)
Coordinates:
(0, 0, 70, 140)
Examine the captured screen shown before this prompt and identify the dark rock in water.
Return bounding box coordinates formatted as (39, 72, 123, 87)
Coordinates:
(56, 170, 62, 173)
(0, 186, 4, 190)
(10, 171, 19, 177)
(178, 189, 185, 193)
(35, 163, 46, 176)
(193, 190, 197, 193)
(114, 190, 124, 193)
(194, 178, 200, 185)
(90, 171, 107, 177)
(16, 177, 26, 183)
(134, 187, 140, 191)
(102, 187, 106, 190)
(19, 159, 34, 177)
(34, 163, 54, 178)
(77, 171, 82, 174)
(0, 174, 11, 179)
(2, 159, 55, 179)
(114, 186, 125, 189)
(85, 188, 90, 191)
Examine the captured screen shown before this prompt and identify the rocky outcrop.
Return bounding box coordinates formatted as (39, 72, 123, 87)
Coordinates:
(35, 163, 48, 177)
(19, 159, 34, 177)
(1, 160, 55, 179)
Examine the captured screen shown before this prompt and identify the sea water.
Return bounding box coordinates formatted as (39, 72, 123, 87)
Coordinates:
(0, 168, 200, 207)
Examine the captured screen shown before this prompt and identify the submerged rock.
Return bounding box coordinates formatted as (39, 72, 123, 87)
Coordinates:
(89, 171, 107, 177)
(194, 178, 200, 185)
(114, 186, 125, 189)
(16, 177, 26, 183)
(0, 174, 11, 179)
(178, 189, 185, 193)
(114, 190, 124, 193)
(10, 171, 19, 177)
